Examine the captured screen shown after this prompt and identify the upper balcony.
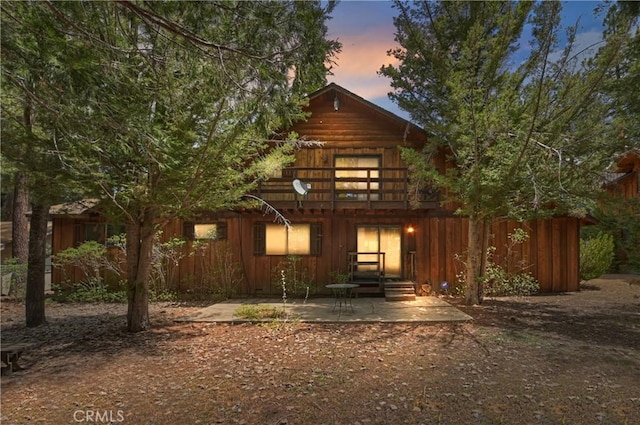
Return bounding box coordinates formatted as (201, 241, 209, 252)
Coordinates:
(253, 166, 439, 211)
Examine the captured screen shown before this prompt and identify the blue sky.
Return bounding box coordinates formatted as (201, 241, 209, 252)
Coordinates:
(326, 1, 608, 121)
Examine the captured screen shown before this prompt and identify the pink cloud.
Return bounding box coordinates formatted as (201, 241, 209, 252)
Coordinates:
(328, 30, 401, 99)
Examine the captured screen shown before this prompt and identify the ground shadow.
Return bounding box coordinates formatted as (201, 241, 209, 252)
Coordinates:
(457, 297, 640, 351)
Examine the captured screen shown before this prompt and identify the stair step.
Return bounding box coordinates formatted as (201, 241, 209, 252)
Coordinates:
(384, 282, 415, 289)
(353, 286, 383, 294)
(385, 288, 415, 294)
(384, 281, 417, 301)
(385, 293, 416, 301)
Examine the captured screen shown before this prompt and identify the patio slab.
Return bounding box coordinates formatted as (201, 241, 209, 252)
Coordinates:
(176, 296, 472, 323)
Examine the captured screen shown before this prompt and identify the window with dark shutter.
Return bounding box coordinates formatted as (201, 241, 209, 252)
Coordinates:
(183, 222, 195, 240)
(216, 221, 227, 240)
(310, 223, 322, 256)
(253, 222, 266, 255)
(74, 223, 84, 246)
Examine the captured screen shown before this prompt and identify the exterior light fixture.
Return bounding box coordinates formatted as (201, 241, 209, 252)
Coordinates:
(407, 225, 415, 234)
(334, 95, 340, 111)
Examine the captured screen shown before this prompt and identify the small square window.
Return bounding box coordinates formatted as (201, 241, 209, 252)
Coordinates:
(194, 224, 218, 240)
(185, 221, 227, 240)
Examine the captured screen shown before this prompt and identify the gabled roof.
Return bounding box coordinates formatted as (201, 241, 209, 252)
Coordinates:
(307, 83, 424, 135)
(615, 149, 640, 173)
(49, 199, 101, 217)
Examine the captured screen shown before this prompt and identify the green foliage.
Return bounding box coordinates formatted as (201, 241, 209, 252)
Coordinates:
(329, 270, 350, 284)
(53, 280, 127, 304)
(1, 257, 28, 299)
(149, 289, 178, 303)
(273, 255, 315, 299)
(457, 228, 540, 297)
(601, 3, 640, 150)
(52, 241, 121, 286)
(2, 1, 340, 330)
(584, 194, 640, 273)
(483, 264, 539, 297)
(382, 1, 635, 304)
(385, 1, 634, 221)
(580, 232, 615, 281)
(234, 304, 286, 321)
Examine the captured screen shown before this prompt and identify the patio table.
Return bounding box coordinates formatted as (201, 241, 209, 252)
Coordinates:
(325, 283, 359, 313)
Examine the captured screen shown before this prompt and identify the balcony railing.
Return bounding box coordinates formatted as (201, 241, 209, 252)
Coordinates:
(253, 167, 439, 210)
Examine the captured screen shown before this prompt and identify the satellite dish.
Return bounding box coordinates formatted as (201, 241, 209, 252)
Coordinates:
(292, 179, 310, 196)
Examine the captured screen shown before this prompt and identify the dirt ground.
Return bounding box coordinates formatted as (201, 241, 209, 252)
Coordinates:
(1, 275, 639, 425)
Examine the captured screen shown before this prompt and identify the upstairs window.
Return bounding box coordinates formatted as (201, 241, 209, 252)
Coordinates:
(334, 155, 380, 200)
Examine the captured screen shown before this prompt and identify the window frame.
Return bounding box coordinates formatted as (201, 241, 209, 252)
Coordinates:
(254, 222, 322, 256)
(334, 155, 382, 201)
(76, 222, 125, 246)
(183, 221, 227, 241)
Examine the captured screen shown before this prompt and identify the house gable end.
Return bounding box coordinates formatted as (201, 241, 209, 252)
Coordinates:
(290, 83, 427, 149)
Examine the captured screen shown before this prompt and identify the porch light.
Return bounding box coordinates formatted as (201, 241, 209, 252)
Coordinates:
(334, 95, 340, 111)
(406, 225, 415, 234)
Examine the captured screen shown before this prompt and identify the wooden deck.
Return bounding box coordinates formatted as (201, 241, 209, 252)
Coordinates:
(254, 167, 439, 211)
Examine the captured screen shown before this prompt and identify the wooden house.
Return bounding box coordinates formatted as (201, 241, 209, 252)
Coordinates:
(51, 84, 581, 297)
(606, 150, 640, 199)
(602, 150, 640, 271)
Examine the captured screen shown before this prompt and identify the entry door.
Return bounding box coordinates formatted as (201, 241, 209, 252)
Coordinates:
(356, 226, 402, 278)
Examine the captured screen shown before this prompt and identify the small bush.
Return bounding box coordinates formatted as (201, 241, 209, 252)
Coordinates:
(483, 264, 539, 296)
(580, 232, 615, 281)
(53, 279, 127, 303)
(234, 304, 286, 320)
(272, 255, 315, 299)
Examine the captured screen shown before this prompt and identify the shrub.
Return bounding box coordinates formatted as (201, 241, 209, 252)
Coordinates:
(483, 264, 539, 296)
(580, 232, 615, 281)
(272, 255, 315, 299)
(234, 304, 286, 320)
(52, 240, 122, 286)
(457, 228, 540, 297)
(53, 279, 127, 303)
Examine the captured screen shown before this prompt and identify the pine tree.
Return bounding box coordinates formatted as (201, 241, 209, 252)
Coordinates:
(2, 1, 340, 330)
(380, 1, 636, 304)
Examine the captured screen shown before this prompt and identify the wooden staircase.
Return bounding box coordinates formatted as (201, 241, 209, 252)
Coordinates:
(384, 281, 416, 301)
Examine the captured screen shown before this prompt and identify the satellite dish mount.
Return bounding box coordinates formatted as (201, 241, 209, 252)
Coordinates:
(292, 179, 311, 196)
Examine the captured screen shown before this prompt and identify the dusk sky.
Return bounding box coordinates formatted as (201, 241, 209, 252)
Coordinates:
(325, 1, 608, 121)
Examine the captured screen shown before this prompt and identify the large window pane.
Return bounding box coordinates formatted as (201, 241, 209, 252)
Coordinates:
(356, 226, 402, 276)
(265, 224, 310, 255)
(266, 225, 288, 255)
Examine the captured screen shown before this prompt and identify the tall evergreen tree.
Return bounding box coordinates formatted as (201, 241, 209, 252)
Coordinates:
(2, 1, 340, 331)
(380, 1, 636, 304)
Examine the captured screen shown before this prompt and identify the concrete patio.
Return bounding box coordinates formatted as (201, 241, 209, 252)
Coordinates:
(177, 296, 472, 323)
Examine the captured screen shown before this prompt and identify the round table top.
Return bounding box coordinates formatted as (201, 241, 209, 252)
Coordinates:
(325, 283, 359, 289)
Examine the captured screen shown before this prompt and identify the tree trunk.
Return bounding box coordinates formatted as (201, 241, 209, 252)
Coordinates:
(125, 207, 156, 332)
(25, 201, 49, 327)
(12, 171, 29, 263)
(465, 216, 488, 305)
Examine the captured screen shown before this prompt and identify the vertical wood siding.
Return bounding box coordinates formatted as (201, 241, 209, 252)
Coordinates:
(49, 86, 582, 295)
